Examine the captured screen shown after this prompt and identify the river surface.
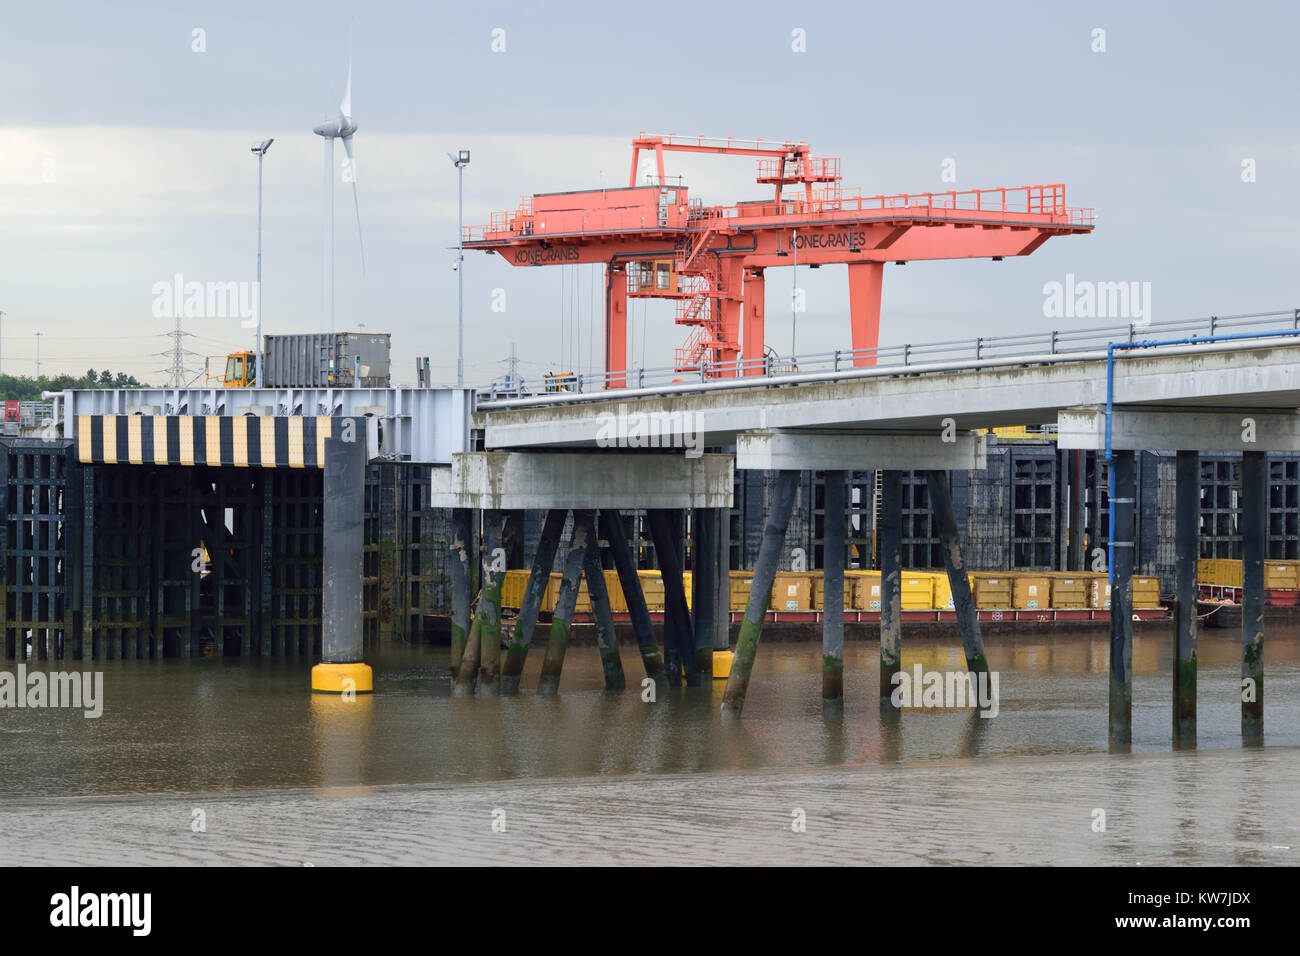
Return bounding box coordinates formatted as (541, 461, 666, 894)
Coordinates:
(1, 630, 1298, 864)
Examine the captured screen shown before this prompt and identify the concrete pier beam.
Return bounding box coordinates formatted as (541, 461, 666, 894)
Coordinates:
(1241, 450, 1266, 741)
(538, 512, 592, 696)
(577, 512, 625, 691)
(822, 470, 846, 716)
(1109, 450, 1135, 749)
(500, 508, 566, 694)
(925, 470, 989, 677)
(312, 425, 373, 694)
(601, 510, 666, 684)
(720, 470, 799, 719)
(1173, 450, 1199, 746)
(429, 451, 733, 510)
(879, 470, 903, 700)
(737, 429, 985, 472)
(1059, 407, 1300, 453)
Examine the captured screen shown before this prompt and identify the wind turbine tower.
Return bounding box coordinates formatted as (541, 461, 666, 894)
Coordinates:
(313, 58, 365, 333)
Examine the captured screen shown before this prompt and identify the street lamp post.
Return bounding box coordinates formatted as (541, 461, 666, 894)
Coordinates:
(34, 331, 41, 379)
(251, 139, 274, 388)
(448, 150, 470, 388)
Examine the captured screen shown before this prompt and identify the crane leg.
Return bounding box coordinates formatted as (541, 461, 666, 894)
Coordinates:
(848, 262, 884, 367)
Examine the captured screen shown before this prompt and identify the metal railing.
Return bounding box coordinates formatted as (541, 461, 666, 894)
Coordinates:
(473, 308, 1300, 406)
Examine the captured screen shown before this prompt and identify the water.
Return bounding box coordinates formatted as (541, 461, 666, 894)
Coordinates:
(1, 630, 1298, 864)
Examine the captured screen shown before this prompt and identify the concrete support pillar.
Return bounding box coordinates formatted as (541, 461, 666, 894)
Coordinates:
(720, 470, 799, 719)
(925, 470, 989, 676)
(648, 508, 695, 686)
(691, 507, 717, 684)
(1071, 450, 1087, 571)
(602, 510, 666, 684)
(1109, 450, 1135, 748)
(501, 508, 566, 694)
(259, 476, 273, 657)
(448, 508, 473, 677)
(1241, 450, 1266, 741)
(577, 513, 625, 691)
(538, 511, 592, 696)
(716, 507, 731, 655)
(1173, 450, 1199, 746)
(475, 510, 515, 696)
(879, 470, 903, 699)
(822, 470, 846, 715)
(312, 425, 373, 693)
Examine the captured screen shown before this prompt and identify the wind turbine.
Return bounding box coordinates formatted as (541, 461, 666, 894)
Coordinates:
(313, 57, 366, 334)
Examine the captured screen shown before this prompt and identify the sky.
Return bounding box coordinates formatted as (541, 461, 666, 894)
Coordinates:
(1, 0, 1297, 387)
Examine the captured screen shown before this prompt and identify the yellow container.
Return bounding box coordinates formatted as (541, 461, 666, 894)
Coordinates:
(811, 575, 853, 610)
(636, 570, 666, 611)
(1133, 576, 1160, 608)
(900, 574, 934, 610)
(601, 570, 628, 612)
(500, 569, 530, 609)
(1048, 574, 1087, 609)
(1013, 575, 1051, 610)
(1089, 578, 1112, 610)
(1264, 562, 1299, 590)
(1206, 559, 1242, 587)
(970, 573, 1011, 609)
(771, 573, 811, 611)
(927, 571, 954, 610)
(729, 571, 753, 611)
(847, 570, 882, 610)
(1197, 558, 1215, 585)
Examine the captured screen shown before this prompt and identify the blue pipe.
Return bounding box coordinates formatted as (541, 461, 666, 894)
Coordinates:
(1105, 327, 1300, 586)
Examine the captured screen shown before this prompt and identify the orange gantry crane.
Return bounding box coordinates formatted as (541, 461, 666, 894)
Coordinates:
(464, 133, 1094, 386)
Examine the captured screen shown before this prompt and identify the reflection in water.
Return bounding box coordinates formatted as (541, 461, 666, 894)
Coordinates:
(0, 630, 1297, 864)
(1, 631, 1298, 796)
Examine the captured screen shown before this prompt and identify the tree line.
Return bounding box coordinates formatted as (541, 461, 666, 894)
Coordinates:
(1, 369, 147, 401)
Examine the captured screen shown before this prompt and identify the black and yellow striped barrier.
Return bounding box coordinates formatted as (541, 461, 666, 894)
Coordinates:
(76, 415, 345, 468)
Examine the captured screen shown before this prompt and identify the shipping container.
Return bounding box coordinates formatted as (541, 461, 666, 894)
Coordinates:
(811, 575, 853, 610)
(1013, 575, 1051, 610)
(1263, 562, 1300, 590)
(900, 574, 934, 610)
(770, 573, 811, 610)
(1089, 578, 1112, 610)
(263, 332, 391, 388)
(1046, 572, 1088, 609)
(969, 573, 1012, 609)
(1133, 576, 1161, 608)
(847, 570, 882, 610)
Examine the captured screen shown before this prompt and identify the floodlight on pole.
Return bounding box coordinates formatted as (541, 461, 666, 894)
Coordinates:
(251, 138, 274, 387)
(448, 149, 470, 388)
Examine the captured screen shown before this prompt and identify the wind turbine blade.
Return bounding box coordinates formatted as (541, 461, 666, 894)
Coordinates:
(340, 58, 352, 118)
(351, 180, 366, 276)
(343, 135, 365, 276)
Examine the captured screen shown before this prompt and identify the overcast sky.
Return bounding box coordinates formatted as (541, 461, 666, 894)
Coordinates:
(2, 0, 1297, 386)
